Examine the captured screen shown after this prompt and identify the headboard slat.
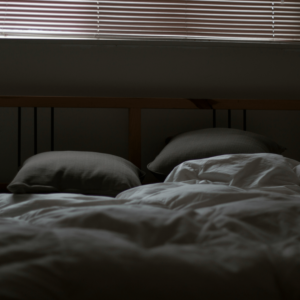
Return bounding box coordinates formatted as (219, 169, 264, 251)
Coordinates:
(128, 108, 141, 169)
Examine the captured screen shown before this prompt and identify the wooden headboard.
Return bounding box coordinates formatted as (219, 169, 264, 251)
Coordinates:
(0, 96, 300, 192)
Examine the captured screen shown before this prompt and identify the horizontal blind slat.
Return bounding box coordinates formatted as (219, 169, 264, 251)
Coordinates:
(0, 0, 299, 42)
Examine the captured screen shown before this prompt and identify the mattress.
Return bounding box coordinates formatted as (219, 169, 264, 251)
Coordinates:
(1, 154, 300, 299)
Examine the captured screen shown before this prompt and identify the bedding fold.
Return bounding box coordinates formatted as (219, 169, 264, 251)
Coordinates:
(1, 154, 300, 299)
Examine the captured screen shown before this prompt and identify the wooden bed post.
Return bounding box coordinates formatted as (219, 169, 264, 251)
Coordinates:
(128, 108, 141, 169)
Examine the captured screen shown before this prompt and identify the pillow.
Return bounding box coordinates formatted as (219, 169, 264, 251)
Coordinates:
(8, 151, 146, 196)
(165, 153, 300, 188)
(147, 128, 286, 181)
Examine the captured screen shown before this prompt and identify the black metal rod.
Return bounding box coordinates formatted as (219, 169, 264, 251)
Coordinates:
(213, 109, 216, 128)
(228, 109, 231, 128)
(243, 109, 247, 131)
(34, 107, 37, 155)
(51, 107, 54, 151)
(18, 107, 21, 168)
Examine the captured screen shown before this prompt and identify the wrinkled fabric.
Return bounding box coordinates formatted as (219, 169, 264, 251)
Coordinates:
(1, 154, 300, 299)
(164, 153, 300, 188)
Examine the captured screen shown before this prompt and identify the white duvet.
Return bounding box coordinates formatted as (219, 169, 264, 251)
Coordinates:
(1, 153, 300, 300)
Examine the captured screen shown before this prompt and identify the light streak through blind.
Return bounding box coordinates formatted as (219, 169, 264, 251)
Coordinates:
(0, 0, 300, 41)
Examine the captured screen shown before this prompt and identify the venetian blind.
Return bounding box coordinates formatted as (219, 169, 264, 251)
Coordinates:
(0, 0, 299, 41)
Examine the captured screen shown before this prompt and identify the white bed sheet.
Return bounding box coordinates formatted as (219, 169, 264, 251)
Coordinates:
(1, 154, 300, 300)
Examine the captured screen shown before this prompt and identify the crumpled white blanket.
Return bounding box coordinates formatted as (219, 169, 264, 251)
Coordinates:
(165, 153, 300, 188)
(1, 153, 300, 300)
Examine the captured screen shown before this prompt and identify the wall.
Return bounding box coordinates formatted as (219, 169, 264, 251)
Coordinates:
(1, 39, 300, 183)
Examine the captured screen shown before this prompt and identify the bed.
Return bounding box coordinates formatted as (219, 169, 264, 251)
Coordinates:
(1, 96, 300, 299)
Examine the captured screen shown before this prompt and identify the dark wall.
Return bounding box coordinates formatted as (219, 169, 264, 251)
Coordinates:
(1, 39, 300, 99)
(1, 39, 300, 183)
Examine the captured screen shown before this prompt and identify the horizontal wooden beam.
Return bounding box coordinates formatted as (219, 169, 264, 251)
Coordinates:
(197, 99, 300, 110)
(0, 96, 300, 110)
(0, 96, 197, 109)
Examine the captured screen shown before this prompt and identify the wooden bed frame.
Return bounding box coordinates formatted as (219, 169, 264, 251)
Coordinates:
(1, 96, 300, 192)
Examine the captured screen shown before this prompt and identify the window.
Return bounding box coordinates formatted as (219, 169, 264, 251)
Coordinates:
(0, 0, 299, 42)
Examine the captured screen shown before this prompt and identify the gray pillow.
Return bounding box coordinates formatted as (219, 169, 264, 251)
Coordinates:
(147, 128, 286, 181)
(8, 151, 145, 196)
